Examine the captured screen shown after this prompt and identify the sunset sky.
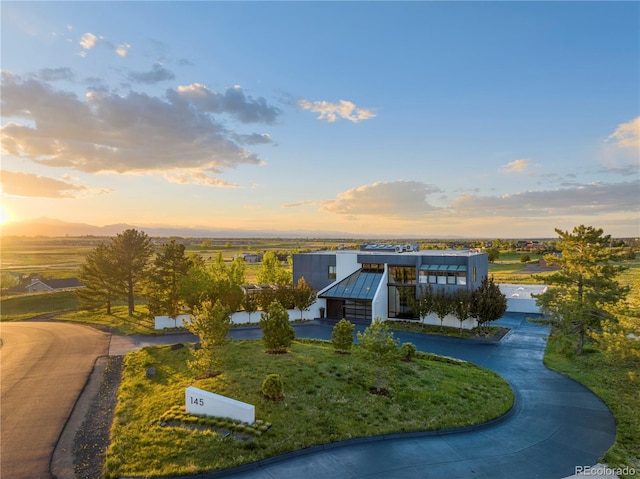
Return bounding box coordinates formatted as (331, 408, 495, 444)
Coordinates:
(1, 1, 638, 238)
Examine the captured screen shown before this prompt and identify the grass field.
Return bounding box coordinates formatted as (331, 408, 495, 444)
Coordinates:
(0, 290, 79, 321)
(106, 338, 513, 478)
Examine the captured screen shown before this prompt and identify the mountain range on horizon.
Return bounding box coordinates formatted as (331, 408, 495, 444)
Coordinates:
(2, 217, 468, 240)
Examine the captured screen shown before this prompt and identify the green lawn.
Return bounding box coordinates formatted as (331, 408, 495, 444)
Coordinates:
(0, 290, 79, 321)
(57, 305, 156, 335)
(106, 339, 513, 478)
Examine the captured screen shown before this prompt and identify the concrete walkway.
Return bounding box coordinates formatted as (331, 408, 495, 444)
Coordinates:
(192, 313, 615, 479)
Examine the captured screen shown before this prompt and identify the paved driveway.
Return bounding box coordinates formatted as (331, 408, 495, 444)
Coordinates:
(201, 313, 616, 479)
(0, 322, 109, 479)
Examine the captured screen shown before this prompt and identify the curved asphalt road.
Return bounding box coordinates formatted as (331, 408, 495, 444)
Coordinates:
(186, 313, 614, 479)
(0, 322, 109, 479)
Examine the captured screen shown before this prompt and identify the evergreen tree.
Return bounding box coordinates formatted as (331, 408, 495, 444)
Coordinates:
(147, 240, 194, 318)
(259, 300, 295, 353)
(184, 300, 232, 377)
(76, 242, 120, 314)
(356, 318, 399, 393)
(535, 225, 629, 355)
(111, 229, 153, 316)
(331, 318, 355, 353)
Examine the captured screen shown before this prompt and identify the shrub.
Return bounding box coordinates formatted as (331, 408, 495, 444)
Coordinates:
(331, 318, 355, 353)
(399, 342, 417, 361)
(356, 317, 399, 393)
(261, 373, 284, 400)
(259, 300, 295, 353)
(520, 254, 531, 263)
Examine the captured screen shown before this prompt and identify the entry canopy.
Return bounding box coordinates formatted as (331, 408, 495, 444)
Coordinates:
(319, 269, 383, 300)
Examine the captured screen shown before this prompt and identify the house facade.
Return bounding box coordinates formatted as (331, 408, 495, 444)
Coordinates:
(293, 246, 488, 326)
(26, 277, 83, 293)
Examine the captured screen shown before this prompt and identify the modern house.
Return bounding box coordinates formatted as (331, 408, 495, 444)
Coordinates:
(293, 245, 489, 327)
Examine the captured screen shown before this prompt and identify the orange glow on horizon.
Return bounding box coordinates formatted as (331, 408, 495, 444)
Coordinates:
(0, 205, 12, 225)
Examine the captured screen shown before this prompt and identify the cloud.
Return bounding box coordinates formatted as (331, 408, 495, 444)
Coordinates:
(176, 83, 280, 124)
(319, 180, 442, 217)
(0, 72, 279, 182)
(298, 98, 376, 123)
(128, 63, 175, 84)
(0, 170, 111, 198)
(281, 200, 316, 208)
(232, 133, 272, 145)
(78, 32, 129, 58)
(606, 117, 640, 150)
(501, 158, 532, 174)
(115, 43, 130, 57)
(162, 170, 238, 188)
(79, 32, 98, 49)
(34, 67, 74, 82)
(451, 180, 639, 217)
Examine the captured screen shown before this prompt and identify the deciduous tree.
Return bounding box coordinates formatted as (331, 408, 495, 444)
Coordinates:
(451, 288, 472, 333)
(432, 287, 452, 330)
(409, 284, 434, 323)
(242, 291, 258, 323)
(470, 276, 507, 335)
(256, 251, 291, 286)
(292, 277, 316, 320)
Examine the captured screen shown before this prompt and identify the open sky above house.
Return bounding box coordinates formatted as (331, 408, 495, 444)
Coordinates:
(1, 1, 638, 238)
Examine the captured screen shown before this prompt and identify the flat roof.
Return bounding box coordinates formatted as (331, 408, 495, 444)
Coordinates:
(299, 249, 485, 257)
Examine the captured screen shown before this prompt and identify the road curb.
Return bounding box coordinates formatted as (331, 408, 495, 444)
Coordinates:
(51, 356, 108, 479)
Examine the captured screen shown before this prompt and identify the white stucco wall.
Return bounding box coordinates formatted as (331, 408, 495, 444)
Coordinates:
(371, 266, 388, 321)
(335, 252, 361, 281)
(155, 302, 327, 330)
(499, 284, 547, 314)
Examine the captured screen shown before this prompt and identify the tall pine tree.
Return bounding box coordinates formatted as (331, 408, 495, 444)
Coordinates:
(77, 242, 120, 314)
(535, 225, 629, 354)
(111, 229, 153, 317)
(147, 240, 194, 318)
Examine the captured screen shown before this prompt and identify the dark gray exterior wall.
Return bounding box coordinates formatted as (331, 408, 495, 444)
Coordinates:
(292, 253, 336, 291)
(293, 251, 488, 294)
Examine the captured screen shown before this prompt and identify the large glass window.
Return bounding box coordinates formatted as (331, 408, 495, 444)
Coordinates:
(419, 264, 467, 287)
(388, 285, 416, 319)
(388, 266, 416, 284)
(362, 263, 384, 273)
